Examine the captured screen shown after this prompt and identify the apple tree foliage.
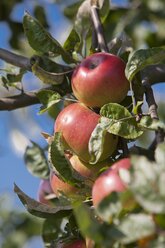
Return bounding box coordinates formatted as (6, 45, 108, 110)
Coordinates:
(0, 0, 165, 247)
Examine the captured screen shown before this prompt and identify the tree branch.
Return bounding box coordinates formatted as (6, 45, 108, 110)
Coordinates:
(0, 48, 31, 70)
(90, 0, 109, 53)
(0, 91, 40, 111)
(142, 78, 165, 145)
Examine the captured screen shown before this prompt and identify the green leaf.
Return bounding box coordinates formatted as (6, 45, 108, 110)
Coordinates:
(23, 12, 75, 64)
(88, 121, 108, 164)
(48, 133, 84, 187)
(96, 193, 122, 222)
(73, 201, 124, 247)
(30, 56, 65, 84)
(155, 142, 165, 167)
(72, 201, 103, 244)
(36, 89, 61, 114)
(127, 156, 165, 214)
(139, 115, 165, 131)
(75, 0, 109, 39)
(100, 103, 143, 139)
(149, 236, 165, 248)
(118, 214, 155, 244)
(63, 28, 81, 55)
(42, 218, 64, 245)
(125, 46, 165, 81)
(24, 141, 49, 179)
(14, 184, 72, 219)
(100, 103, 132, 119)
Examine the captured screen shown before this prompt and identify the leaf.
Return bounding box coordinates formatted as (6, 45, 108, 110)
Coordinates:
(100, 103, 143, 139)
(14, 184, 72, 219)
(23, 12, 75, 64)
(96, 193, 122, 222)
(75, 0, 109, 39)
(63, 28, 81, 55)
(42, 218, 64, 245)
(30, 56, 66, 84)
(72, 201, 103, 244)
(125, 46, 165, 81)
(48, 133, 84, 187)
(24, 141, 49, 179)
(139, 115, 165, 131)
(127, 156, 165, 214)
(36, 89, 61, 114)
(100, 103, 132, 120)
(149, 236, 165, 248)
(132, 101, 143, 115)
(88, 121, 108, 164)
(118, 214, 155, 244)
(155, 142, 165, 167)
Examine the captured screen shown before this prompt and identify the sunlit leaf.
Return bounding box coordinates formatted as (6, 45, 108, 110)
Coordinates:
(127, 156, 165, 213)
(125, 46, 165, 81)
(100, 103, 143, 139)
(155, 142, 165, 167)
(139, 115, 165, 131)
(96, 193, 122, 222)
(118, 214, 155, 244)
(23, 12, 75, 64)
(36, 89, 61, 114)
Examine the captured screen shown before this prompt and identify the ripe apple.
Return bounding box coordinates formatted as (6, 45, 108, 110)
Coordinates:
(69, 155, 107, 180)
(63, 239, 86, 248)
(54, 103, 118, 162)
(71, 52, 129, 107)
(37, 179, 53, 205)
(50, 171, 78, 197)
(92, 158, 131, 207)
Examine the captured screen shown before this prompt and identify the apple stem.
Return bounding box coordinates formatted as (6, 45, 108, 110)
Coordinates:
(90, 1, 109, 53)
(142, 78, 165, 145)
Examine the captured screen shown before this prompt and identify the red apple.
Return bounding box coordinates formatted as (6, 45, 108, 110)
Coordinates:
(63, 239, 86, 248)
(50, 172, 78, 197)
(71, 52, 129, 107)
(92, 158, 131, 207)
(54, 103, 118, 162)
(37, 179, 53, 205)
(69, 155, 107, 180)
(111, 158, 131, 171)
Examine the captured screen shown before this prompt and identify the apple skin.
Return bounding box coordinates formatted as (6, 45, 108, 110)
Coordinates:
(69, 155, 107, 180)
(54, 103, 118, 162)
(37, 179, 53, 205)
(50, 172, 78, 197)
(71, 52, 129, 108)
(63, 239, 86, 248)
(92, 158, 131, 207)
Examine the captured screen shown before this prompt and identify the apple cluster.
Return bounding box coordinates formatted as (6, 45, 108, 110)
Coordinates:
(38, 52, 131, 213)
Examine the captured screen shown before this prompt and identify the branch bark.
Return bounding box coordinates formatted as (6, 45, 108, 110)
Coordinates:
(142, 78, 165, 145)
(0, 91, 40, 111)
(90, 0, 109, 52)
(0, 48, 31, 70)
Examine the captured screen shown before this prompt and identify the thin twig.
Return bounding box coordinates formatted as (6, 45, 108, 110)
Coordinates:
(90, 0, 109, 53)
